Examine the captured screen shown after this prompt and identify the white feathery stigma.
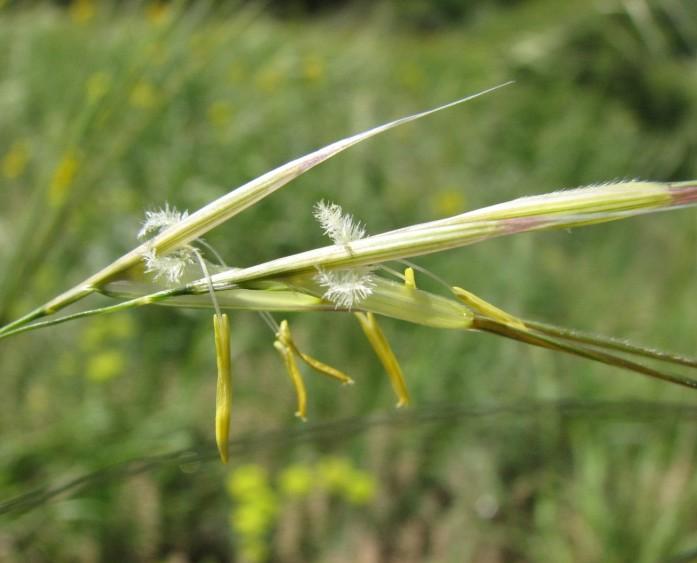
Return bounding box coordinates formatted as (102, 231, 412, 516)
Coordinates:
(315, 268, 376, 310)
(138, 204, 196, 284)
(312, 201, 375, 308)
(138, 203, 189, 239)
(313, 200, 366, 245)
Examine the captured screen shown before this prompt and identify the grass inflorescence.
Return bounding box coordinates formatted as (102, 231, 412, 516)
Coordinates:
(3, 1, 697, 561)
(2, 84, 696, 464)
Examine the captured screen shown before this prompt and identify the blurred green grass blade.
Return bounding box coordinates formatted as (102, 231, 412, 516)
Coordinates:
(5, 398, 697, 518)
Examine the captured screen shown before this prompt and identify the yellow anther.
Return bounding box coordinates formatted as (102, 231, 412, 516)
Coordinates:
(273, 335, 308, 421)
(275, 321, 310, 419)
(355, 312, 410, 407)
(404, 267, 416, 289)
(49, 151, 80, 207)
(451, 287, 527, 331)
(295, 350, 354, 385)
(273, 319, 354, 419)
(213, 313, 232, 463)
(276, 319, 293, 347)
(278, 319, 354, 384)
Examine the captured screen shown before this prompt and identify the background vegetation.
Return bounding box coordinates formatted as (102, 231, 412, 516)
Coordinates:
(1, 0, 696, 561)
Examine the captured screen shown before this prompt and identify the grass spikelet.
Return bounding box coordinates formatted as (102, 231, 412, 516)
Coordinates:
(0, 83, 512, 335)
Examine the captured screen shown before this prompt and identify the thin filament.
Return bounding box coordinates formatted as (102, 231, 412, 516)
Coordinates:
(192, 248, 222, 318)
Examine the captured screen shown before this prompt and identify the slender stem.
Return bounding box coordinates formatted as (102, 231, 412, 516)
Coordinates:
(474, 317, 697, 391)
(523, 319, 697, 368)
(259, 311, 280, 334)
(0, 246, 149, 335)
(192, 249, 222, 317)
(0, 287, 186, 340)
(0, 284, 96, 337)
(196, 238, 227, 266)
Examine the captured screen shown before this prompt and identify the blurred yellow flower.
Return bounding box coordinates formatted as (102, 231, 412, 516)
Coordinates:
(70, 0, 96, 24)
(432, 188, 466, 216)
(317, 456, 354, 491)
(233, 488, 277, 527)
(343, 471, 376, 505)
(255, 67, 283, 94)
(207, 101, 234, 130)
(146, 1, 170, 26)
(302, 55, 325, 83)
(227, 464, 270, 498)
(316, 456, 377, 504)
(278, 464, 313, 497)
(129, 81, 157, 109)
(233, 504, 270, 537)
(49, 151, 80, 207)
(86, 350, 125, 382)
(226, 458, 377, 560)
(2, 141, 29, 180)
(228, 464, 278, 562)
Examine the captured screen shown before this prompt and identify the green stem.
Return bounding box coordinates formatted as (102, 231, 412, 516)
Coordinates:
(523, 319, 697, 368)
(0, 285, 96, 337)
(0, 287, 185, 340)
(474, 317, 697, 391)
(0, 241, 155, 336)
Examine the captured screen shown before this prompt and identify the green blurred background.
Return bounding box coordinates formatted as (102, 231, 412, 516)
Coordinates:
(1, 0, 697, 561)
